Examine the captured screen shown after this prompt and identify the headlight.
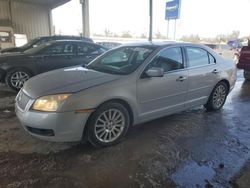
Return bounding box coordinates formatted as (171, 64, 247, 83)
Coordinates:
(32, 94, 71, 112)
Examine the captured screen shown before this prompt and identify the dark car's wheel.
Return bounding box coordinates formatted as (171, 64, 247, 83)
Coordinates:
(244, 70, 250, 81)
(87, 102, 130, 147)
(5, 68, 32, 91)
(205, 81, 229, 111)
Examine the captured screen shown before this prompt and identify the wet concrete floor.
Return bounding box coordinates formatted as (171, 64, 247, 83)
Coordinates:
(0, 70, 250, 188)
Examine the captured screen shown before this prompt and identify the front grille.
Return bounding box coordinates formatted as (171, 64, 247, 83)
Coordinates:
(0, 69, 5, 82)
(16, 90, 30, 110)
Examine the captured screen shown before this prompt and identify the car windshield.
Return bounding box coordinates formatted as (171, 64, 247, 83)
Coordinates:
(23, 42, 51, 54)
(21, 37, 40, 48)
(87, 46, 156, 75)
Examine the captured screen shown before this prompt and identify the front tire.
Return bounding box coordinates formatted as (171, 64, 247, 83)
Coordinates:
(205, 82, 229, 111)
(86, 102, 130, 147)
(244, 70, 250, 81)
(5, 68, 31, 91)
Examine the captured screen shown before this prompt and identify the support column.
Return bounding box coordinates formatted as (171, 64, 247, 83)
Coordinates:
(48, 10, 54, 35)
(174, 19, 177, 40)
(81, 0, 90, 37)
(149, 0, 153, 41)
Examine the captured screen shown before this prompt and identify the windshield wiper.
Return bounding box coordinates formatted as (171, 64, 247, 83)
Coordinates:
(87, 66, 103, 72)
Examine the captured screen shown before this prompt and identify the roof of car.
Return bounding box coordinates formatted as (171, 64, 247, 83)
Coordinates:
(119, 41, 205, 48)
(37, 35, 88, 39)
(44, 40, 208, 50)
(34, 35, 93, 42)
(46, 39, 95, 44)
(43, 40, 109, 49)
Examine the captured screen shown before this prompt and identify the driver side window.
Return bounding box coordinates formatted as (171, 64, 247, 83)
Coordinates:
(147, 47, 184, 72)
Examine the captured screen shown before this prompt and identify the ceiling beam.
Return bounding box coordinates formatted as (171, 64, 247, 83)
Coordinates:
(0, 0, 70, 9)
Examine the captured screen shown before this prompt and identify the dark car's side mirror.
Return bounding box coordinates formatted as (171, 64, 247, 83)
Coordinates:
(145, 68, 164, 77)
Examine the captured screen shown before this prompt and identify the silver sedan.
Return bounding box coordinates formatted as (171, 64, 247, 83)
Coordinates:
(15, 42, 237, 147)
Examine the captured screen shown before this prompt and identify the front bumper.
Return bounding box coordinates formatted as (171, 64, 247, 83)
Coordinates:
(15, 102, 90, 142)
(0, 68, 6, 82)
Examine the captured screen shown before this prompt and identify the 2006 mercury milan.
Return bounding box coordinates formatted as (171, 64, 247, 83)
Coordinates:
(15, 42, 237, 147)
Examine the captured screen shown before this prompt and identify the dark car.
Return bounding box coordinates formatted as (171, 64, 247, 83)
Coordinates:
(0, 40, 108, 90)
(0, 35, 93, 54)
(237, 46, 250, 80)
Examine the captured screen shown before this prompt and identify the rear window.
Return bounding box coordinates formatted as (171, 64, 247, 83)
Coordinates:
(186, 47, 210, 67)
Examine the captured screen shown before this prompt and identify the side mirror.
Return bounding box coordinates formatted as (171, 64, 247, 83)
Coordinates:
(145, 67, 164, 77)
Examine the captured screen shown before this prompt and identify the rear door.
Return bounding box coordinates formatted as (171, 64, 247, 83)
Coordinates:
(185, 46, 219, 108)
(73, 42, 106, 66)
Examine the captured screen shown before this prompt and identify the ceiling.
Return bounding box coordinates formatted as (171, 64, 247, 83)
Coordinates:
(1, 0, 71, 9)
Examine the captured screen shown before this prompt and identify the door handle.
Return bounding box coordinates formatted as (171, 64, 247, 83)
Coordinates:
(65, 55, 73, 59)
(86, 55, 93, 59)
(212, 69, 219, 74)
(176, 76, 187, 82)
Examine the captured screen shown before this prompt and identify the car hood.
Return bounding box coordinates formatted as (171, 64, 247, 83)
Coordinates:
(0, 52, 27, 61)
(0, 47, 22, 53)
(23, 66, 121, 98)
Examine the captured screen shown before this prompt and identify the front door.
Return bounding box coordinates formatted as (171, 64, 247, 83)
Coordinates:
(137, 47, 188, 123)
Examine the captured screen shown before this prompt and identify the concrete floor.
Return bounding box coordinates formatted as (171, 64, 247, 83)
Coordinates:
(0, 70, 250, 188)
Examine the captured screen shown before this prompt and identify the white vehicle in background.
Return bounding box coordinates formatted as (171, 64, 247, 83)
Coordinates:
(204, 43, 238, 61)
(14, 34, 28, 47)
(0, 26, 15, 50)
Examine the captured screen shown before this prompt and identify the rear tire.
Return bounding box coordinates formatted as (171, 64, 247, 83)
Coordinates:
(86, 102, 130, 147)
(5, 68, 32, 91)
(205, 82, 229, 111)
(244, 70, 250, 81)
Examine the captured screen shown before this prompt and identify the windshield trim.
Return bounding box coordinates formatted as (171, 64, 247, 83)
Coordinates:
(21, 38, 40, 49)
(86, 46, 157, 75)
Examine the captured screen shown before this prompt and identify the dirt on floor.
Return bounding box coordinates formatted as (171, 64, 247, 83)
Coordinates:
(0, 70, 250, 188)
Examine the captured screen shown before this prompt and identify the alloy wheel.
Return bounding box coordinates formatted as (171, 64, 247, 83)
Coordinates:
(10, 71, 29, 89)
(212, 84, 227, 109)
(94, 109, 125, 143)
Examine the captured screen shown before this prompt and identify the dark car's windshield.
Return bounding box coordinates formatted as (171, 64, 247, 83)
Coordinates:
(21, 37, 40, 48)
(87, 46, 156, 75)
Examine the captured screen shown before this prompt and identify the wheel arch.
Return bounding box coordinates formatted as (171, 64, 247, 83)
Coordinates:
(5, 66, 35, 90)
(5, 66, 34, 76)
(217, 79, 230, 93)
(205, 79, 230, 111)
(82, 98, 135, 141)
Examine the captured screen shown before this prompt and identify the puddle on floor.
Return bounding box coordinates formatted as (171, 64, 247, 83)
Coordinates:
(171, 161, 216, 188)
